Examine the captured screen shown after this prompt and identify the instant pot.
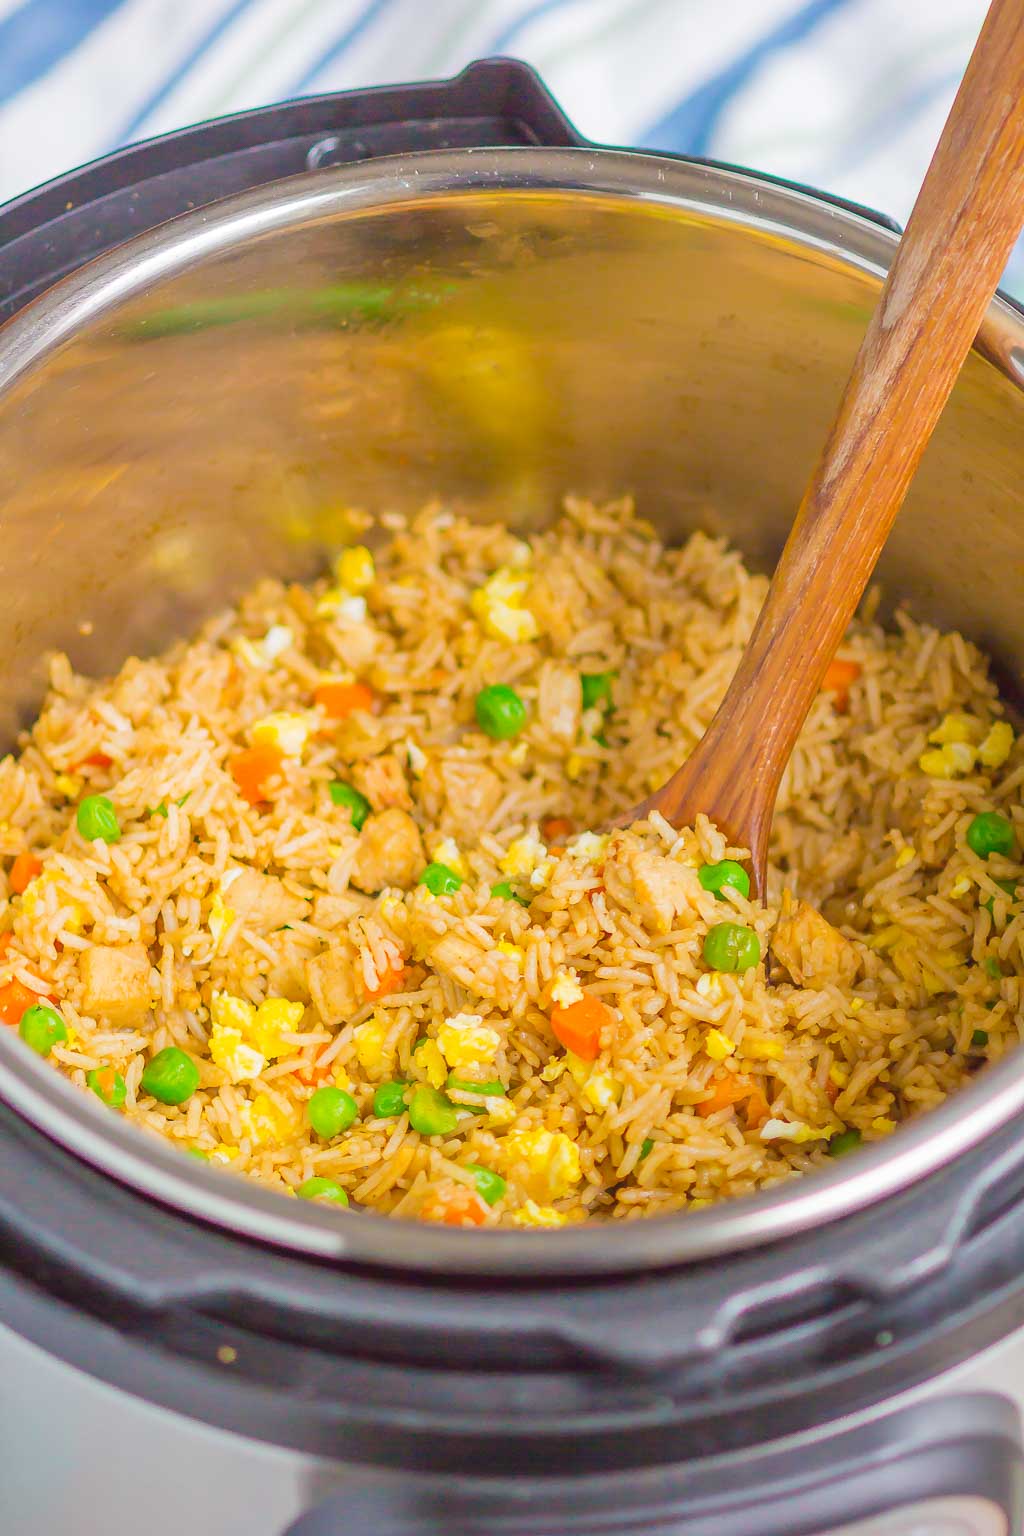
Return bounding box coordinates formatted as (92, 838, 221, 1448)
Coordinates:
(2, 58, 1024, 1536)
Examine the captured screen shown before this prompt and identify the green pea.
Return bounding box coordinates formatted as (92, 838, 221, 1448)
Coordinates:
(307, 1085, 359, 1138)
(702, 922, 761, 973)
(446, 1074, 506, 1096)
(827, 1129, 862, 1158)
(76, 794, 121, 844)
(580, 671, 616, 711)
(19, 1003, 67, 1057)
(967, 811, 1015, 860)
(466, 1163, 506, 1206)
(698, 860, 751, 901)
(983, 878, 1018, 915)
(297, 1176, 349, 1206)
(87, 1065, 126, 1107)
(446, 1075, 506, 1113)
(329, 780, 371, 830)
(373, 1080, 408, 1118)
(491, 880, 529, 906)
(984, 956, 1003, 980)
(639, 1137, 654, 1161)
(474, 684, 527, 740)
(419, 861, 463, 895)
(972, 1028, 990, 1048)
(141, 1046, 199, 1105)
(408, 1083, 459, 1137)
(186, 1147, 210, 1161)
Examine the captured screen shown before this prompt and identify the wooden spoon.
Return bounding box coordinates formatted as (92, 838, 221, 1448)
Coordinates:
(623, 0, 1024, 895)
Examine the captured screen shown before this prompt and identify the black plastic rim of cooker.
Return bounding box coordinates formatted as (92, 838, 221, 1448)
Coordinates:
(2, 56, 1024, 1512)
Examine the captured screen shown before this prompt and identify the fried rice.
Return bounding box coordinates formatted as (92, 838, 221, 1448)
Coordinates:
(0, 495, 1020, 1227)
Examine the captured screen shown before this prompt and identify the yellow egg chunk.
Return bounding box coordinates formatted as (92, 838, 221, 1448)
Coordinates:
(437, 1012, 502, 1070)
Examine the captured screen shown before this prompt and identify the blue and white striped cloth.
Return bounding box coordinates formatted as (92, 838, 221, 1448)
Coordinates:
(0, 0, 1011, 289)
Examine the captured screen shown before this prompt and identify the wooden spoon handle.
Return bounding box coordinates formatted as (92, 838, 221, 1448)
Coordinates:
(649, 0, 1024, 882)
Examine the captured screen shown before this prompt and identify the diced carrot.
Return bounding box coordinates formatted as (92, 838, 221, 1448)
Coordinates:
(550, 994, 613, 1061)
(314, 681, 376, 720)
(698, 1073, 769, 1127)
(422, 1185, 489, 1227)
(821, 658, 861, 714)
(9, 853, 41, 895)
(825, 1078, 840, 1104)
(230, 743, 285, 805)
(365, 961, 406, 1001)
(0, 933, 14, 956)
(72, 751, 113, 772)
(541, 816, 575, 843)
(0, 978, 42, 1026)
(296, 1051, 335, 1087)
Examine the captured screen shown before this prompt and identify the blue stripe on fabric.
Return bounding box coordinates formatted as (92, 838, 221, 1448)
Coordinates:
(824, 67, 961, 180)
(487, 0, 575, 56)
(291, 0, 396, 94)
(113, 0, 262, 145)
(641, 0, 854, 157)
(0, 0, 125, 108)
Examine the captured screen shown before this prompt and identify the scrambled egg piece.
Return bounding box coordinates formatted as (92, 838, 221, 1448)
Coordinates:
(895, 845, 916, 870)
(416, 1038, 448, 1089)
(695, 972, 726, 1001)
(470, 566, 539, 644)
(565, 1052, 620, 1111)
(742, 1033, 784, 1061)
(500, 831, 554, 891)
(430, 836, 467, 878)
(54, 773, 82, 799)
(334, 545, 375, 594)
(250, 711, 313, 758)
(919, 742, 976, 778)
(828, 1062, 849, 1089)
(437, 1012, 502, 1070)
(495, 942, 523, 966)
(316, 590, 368, 622)
(353, 1017, 393, 1078)
(21, 867, 88, 935)
(949, 873, 972, 898)
(705, 1029, 736, 1063)
(512, 1200, 568, 1227)
(208, 891, 236, 951)
(231, 625, 294, 670)
(238, 1092, 297, 1147)
(501, 1127, 582, 1200)
(566, 832, 609, 862)
(760, 1118, 829, 1144)
(208, 992, 303, 1082)
(872, 1116, 897, 1134)
(209, 1026, 265, 1083)
(928, 713, 980, 746)
(250, 997, 304, 1058)
(978, 721, 1014, 768)
(550, 969, 584, 1008)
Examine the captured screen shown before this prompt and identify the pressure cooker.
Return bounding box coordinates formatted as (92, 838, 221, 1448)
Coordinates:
(2, 58, 1024, 1536)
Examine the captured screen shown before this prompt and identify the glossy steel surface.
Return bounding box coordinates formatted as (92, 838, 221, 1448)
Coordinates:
(2, 147, 1024, 1273)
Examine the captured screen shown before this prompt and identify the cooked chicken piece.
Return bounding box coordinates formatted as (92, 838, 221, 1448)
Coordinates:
(603, 844, 700, 934)
(307, 942, 363, 1024)
(350, 809, 424, 893)
(352, 753, 411, 811)
(537, 661, 582, 748)
(415, 927, 520, 1008)
(312, 893, 366, 930)
(225, 868, 308, 931)
(423, 758, 503, 841)
(80, 943, 153, 1025)
(772, 893, 860, 988)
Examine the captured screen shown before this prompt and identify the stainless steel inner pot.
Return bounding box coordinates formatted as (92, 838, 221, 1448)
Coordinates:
(2, 146, 1024, 1277)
